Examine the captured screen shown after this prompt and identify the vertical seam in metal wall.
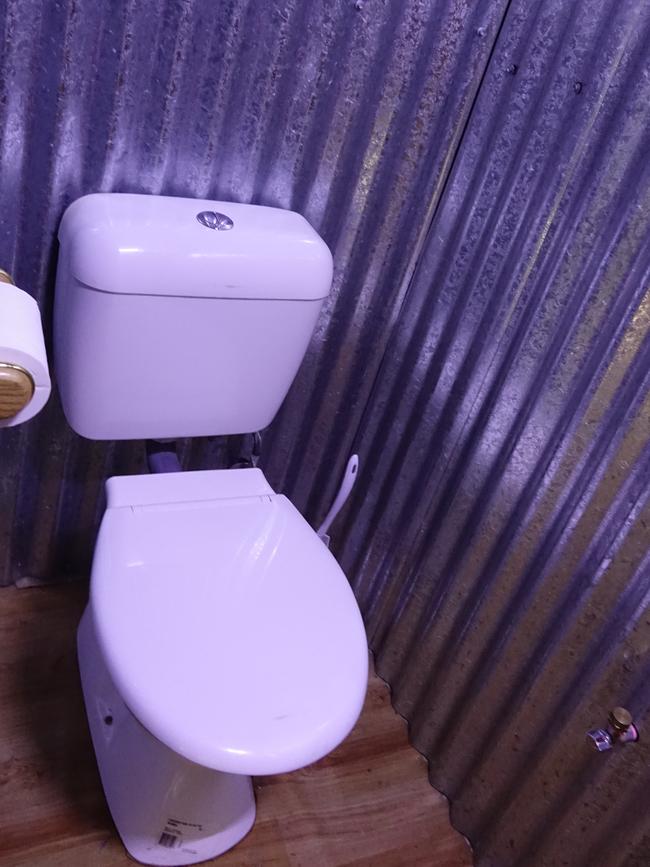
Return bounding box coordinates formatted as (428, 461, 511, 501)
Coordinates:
(349, 0, 516, 458)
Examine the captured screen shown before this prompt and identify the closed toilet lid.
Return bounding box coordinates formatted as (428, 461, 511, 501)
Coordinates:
(90, 469, 368, 775)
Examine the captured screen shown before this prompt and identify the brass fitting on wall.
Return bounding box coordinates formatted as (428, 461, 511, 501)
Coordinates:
(586, 707, 639, 752)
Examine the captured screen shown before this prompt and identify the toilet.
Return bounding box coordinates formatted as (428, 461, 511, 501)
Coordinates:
(53, 194, 368, 866)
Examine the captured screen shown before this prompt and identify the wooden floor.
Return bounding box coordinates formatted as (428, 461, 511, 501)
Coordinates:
(0, 585, 472, 867)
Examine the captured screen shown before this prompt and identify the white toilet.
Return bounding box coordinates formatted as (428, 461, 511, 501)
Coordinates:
(53, 194, 368, 866)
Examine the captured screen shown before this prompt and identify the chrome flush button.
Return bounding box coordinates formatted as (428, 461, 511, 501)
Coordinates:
(196, 211, 234, 230)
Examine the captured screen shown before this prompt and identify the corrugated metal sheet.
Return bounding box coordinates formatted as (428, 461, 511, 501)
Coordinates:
(337, 0, 650, 865)
(2, 1, 650, 865)
(0, 0, 506, 585)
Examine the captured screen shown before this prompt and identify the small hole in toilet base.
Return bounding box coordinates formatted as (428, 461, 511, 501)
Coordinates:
(104, 715, 113, 726)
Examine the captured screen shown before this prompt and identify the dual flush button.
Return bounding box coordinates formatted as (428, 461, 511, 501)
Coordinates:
(196, 211, 234, 231)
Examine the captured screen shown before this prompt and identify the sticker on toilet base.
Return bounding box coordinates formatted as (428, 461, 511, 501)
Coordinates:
(158, 829, 181, 849)
(158, 817, 204, 850)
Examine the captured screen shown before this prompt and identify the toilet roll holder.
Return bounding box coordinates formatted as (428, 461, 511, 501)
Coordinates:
(0, 269, 35, 421)
(0, 268, 51, 425)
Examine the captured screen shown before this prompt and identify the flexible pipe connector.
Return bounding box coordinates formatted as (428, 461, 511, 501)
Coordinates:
(317, 454, 359, 544)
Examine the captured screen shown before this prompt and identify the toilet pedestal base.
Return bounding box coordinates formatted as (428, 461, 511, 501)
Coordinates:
(78, 608, 256, 866)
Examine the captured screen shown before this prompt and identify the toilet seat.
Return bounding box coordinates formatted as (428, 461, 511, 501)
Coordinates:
(90, 468, 368, 776)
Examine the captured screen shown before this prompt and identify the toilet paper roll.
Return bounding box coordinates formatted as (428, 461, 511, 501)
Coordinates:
(0, 282, 51, 427)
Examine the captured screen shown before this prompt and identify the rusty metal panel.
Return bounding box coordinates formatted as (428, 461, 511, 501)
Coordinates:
(0, 0, 505, 585)
(337, 0, 650, 865)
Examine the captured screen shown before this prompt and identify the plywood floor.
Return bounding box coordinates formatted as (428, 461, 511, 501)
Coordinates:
(0, 585, 472, 867)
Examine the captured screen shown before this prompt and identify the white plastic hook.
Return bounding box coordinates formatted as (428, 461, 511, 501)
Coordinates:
(317, 454, 359, 545)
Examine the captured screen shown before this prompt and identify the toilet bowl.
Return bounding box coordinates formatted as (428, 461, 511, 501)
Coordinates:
(54, 193, 367, 864)
(78, 467, 367, 864)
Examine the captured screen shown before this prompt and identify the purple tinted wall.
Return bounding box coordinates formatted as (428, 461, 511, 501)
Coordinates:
(1, 2, 649, 865)
(0, 0, 504, 583)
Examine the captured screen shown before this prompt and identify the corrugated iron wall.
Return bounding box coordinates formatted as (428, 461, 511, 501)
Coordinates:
(338, 0, 650, 865)
(1, 0, 649, 865)
(0, 0, 506, 585)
